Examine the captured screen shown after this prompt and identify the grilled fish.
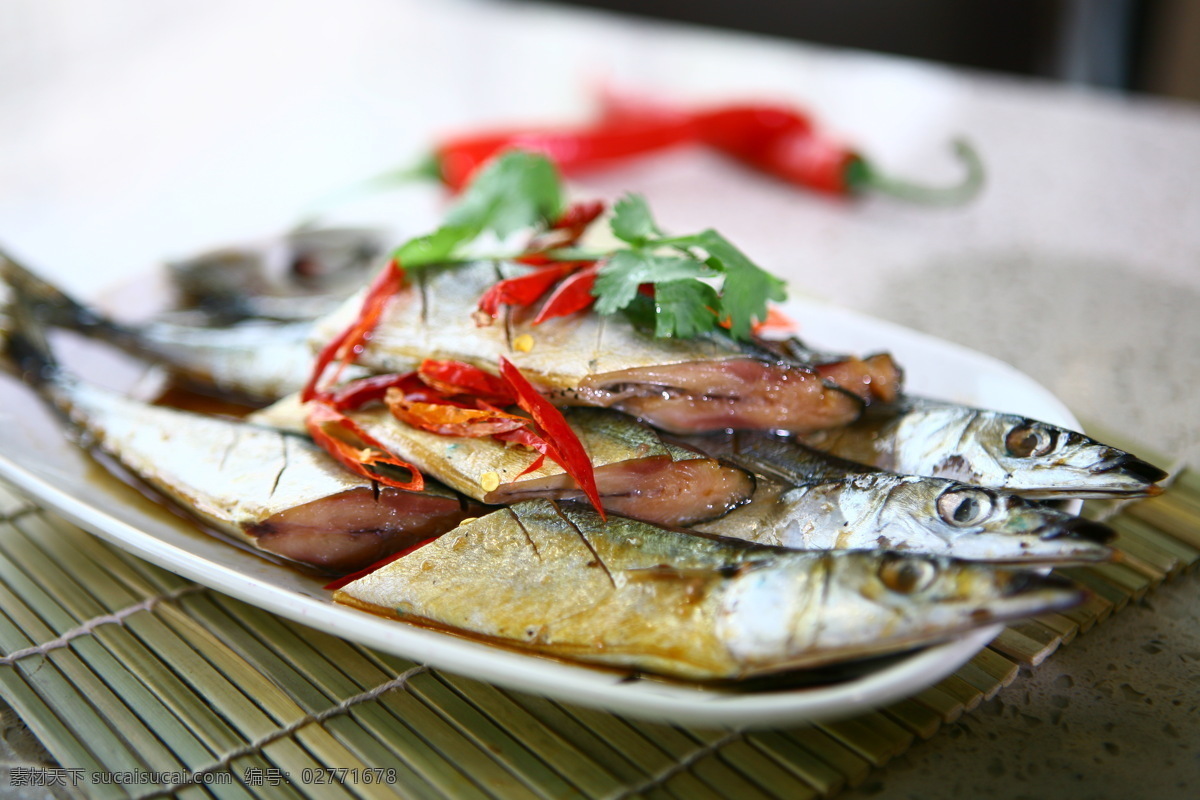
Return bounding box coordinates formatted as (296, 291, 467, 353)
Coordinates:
(335, 500, 1085, 681)
(167, 225, 387, 323)
(251, 397, 754, 527)
(679, 430, 1114, 564)
(798, 396, 1167, 498)
(310, 261, 901, 434)
(1, 253, 337, 403)
(3, 295, 476, 574)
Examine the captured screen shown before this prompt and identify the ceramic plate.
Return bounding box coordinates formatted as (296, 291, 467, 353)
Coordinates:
(0, 294, 1080, 728)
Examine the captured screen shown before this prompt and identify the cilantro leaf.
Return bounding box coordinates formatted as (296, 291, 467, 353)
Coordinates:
(444, 151, 565, 238)
(393, 151, 566, 269)
(652, 279, 721, 338)
(392, 225, 475, 268)
(692, 230, 787, 340)
(592, 250, 716, 316)
(594, 212, 787, 340)
(610, 194, 661, 246)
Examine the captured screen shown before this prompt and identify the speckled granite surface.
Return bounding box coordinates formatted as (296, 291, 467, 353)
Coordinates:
(840, 576, 1200, 800)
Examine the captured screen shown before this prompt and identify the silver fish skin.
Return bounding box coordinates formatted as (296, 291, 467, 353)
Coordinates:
(3, 298, 475, 573)
(679, 429, 1115, 564)
(798, 396, 1168, 499)
(336, 500, 1085, 681)
(694, 474, 1114, 564)
(1, 254, 335, 403)
(168, 225, 388, 323)
(250, 397, 754, 527)
(309, 261, 876, 434)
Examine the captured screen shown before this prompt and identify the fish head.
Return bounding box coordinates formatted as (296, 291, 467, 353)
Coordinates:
(809, 475, 1114, 564)
(923, 481, 1115, 563)
(904, 407, 1168, 498)
(718, 551, 1084, 670)
(802, 552, 1084, 661)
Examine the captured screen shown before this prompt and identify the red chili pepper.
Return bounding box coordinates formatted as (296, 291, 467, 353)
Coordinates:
(498, 357, 604, 519)
(417, 359, 517, 405)
(552, 200, 606, 237)
(434, 120, 699, 192)
(303, 259, 405, 402)
(385, 394, 530, 438)
(429, 95, 982, 204)
(305, 402, 423, 491)
(327, 372, 430, 411)
(324, 535, 441, 590)
(477, 262, 581, 319)
(533, 263, 600, 324)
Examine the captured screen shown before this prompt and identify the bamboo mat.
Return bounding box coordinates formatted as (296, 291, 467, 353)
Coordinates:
(0, 463, 1195, 800)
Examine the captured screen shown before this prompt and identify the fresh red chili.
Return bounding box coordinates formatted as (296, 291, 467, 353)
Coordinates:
(434, 120, 698, 192)
(324, 535, 441, 590)
(428, 96, 982, 203)
(303, 259, 405, 402)
(477, 261, 581, 319)
(532, 263, 600, 324)
(305, 403, 424, 491)
(327, 372, 431, 411)
(418, 359, 517, 405)
(498, 357, 604, 519)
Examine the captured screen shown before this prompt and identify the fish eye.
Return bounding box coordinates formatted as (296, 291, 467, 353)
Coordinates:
(937, 487, 996, 527)
(878, 555, 938, 594)
(1005, 422, 1058, 458)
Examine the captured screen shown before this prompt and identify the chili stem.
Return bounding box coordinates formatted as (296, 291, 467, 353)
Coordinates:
(850, 139, 985, 205)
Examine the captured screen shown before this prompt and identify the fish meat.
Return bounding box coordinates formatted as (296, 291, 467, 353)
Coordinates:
(335, 500, 1085, 681)
(1, 254, 335, 403)
(797, 396, 1168, 498)
(310, 261, 902, 434)
(676, 430, 1115, 564)
(3, 297, 476, 574)
(250, 397, 754, 527)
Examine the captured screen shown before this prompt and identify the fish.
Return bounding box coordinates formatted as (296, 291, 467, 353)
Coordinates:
(2, 292, 477, 574)
(677, 430, 1115, 564)
(250, 397, 755, 527)
(309, 260, 902, 434)
(796, 396, 1168, 499)
(334, 500, 1085, 681)
(167, 225, 388, 323)
(0, 253, 336, 403)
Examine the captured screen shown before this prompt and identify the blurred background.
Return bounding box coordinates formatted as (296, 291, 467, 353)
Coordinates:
(539, 0, 1200, 101)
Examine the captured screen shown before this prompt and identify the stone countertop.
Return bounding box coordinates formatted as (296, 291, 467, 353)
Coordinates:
(1, 0, 1197, 795)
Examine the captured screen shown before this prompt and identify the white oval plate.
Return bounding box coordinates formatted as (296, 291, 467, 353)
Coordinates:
(0, 295, 1079, 728)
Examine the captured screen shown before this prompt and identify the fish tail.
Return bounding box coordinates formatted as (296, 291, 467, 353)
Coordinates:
(1, 257, 61, 391)
(0, 250, 140, 348)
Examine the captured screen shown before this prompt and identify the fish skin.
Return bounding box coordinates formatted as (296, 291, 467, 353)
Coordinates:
(678, 429, 1115, 564)
(335, 500, 1085, 681)
(250, 398, 754, 526)
(798, 396, 1168, 499)
(167, 225, 387, 323)
(309, 261, 868, 433)
(2, 292, 475, 573)
(0, 253, 336, 403)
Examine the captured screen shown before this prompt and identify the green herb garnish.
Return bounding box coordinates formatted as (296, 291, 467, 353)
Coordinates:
(392, 151, 786, 340)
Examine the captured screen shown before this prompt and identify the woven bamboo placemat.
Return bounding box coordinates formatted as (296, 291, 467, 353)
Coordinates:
(0, 460, 1195, 800)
